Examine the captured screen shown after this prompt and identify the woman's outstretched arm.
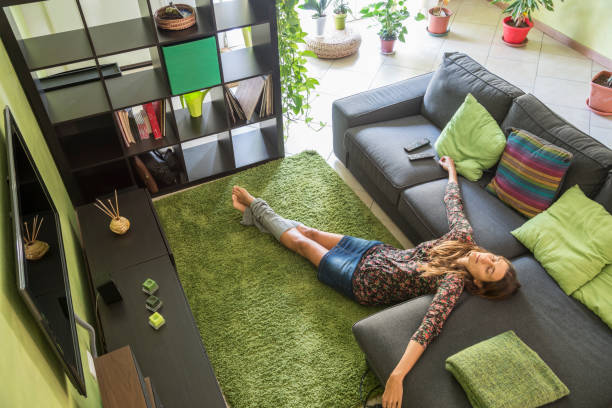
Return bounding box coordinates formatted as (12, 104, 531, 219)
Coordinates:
(438, 157, 473, 240)
(382, 340, 425, 408)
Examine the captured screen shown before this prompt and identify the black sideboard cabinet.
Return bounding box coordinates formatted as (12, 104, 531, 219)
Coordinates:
(77, 188, 225, 407)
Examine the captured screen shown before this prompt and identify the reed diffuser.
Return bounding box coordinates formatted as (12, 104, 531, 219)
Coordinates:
(23, 215, 49, 261)
(94, 190, 130, 235)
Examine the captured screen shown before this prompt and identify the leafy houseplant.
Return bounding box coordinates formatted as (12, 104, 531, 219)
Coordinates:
(588, 71, 612, 116)
(333, 0, 351, 30)
(428, 0, 452, 36)
(299, 0, 331, 36)
(277, 0, 324, 133)
(360, 0, 424, 54)
(491, 0, 562, 45)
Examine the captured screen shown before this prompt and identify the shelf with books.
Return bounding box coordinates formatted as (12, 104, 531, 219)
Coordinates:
(220, 43, 274, 84)
(88, 17, 158, 57)
(182, 132, 235, 181)
(231, 118, 280, 168)
(73, 160, 134, 204)
(114, 99, 175, 155)
(213, 0, 270, 32)
(155, 1, 216, 45)
(225, 74, 275, 129)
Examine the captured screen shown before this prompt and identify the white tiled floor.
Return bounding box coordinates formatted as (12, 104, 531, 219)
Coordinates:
(286, 0, 611, 245)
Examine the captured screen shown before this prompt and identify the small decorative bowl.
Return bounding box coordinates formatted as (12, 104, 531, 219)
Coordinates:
(154, 4, 196, 31)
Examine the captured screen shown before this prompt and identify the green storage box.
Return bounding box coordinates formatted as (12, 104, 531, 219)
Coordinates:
(162, 37, 221, 95)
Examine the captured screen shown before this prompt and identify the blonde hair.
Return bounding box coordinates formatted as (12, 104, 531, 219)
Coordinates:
(421, 240, 521, 300)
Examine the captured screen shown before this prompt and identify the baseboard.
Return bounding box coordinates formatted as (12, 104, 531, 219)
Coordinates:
(489, 1, 612, 70)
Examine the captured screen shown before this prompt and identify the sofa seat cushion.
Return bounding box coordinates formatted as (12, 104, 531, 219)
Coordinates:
(344, 115, 447, 205)
(352, 255, 612, 408)
(422, 52, 524, 129)
(397, 178, 527, 259)
(501, 94, 612, 197)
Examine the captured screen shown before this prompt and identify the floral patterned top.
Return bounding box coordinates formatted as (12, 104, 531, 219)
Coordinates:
(352, 181, 474, 347)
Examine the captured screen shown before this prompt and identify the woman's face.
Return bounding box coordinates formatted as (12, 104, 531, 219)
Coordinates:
(466, 251, 508, 284)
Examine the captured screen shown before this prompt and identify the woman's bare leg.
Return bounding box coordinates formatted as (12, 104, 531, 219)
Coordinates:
(279, 228, 328, 267)
(232, 187, 327, 267)
(296, 225, 343, 250)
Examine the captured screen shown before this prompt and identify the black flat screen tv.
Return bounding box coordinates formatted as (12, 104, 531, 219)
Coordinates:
(4, 106, 86, 395)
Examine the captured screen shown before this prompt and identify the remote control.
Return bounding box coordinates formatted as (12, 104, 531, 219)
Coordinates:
(407, 151, 436, 161)
(404, 138, 430, 153)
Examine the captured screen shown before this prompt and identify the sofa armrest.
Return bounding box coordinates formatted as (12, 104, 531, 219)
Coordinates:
(595, 171, 612, 214)
(332, 72, 434, 164)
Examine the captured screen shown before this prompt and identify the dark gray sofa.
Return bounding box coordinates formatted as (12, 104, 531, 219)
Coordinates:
(332, 53, 612, 407)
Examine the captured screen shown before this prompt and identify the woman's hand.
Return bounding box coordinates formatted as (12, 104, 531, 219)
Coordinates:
(382, 373, 404, 408)
(438, 156, 455, 172)
(438, 156, 458, 183)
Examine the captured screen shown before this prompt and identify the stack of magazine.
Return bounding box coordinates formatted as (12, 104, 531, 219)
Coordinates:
(115, 100, 167, 148)
(224, 75, 273, 125)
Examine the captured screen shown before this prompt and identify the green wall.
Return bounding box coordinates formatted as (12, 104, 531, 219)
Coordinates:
(533, 0, 612, 61)
(0, 40, 101, 407)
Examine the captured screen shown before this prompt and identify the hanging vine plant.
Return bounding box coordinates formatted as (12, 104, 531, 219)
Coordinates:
(276, 0, 324, 135)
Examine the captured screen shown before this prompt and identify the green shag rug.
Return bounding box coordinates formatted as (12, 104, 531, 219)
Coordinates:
(154, 151, 400, 407)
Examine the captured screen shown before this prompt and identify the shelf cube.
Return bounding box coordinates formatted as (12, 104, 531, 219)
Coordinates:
(162, 37, 221, 95)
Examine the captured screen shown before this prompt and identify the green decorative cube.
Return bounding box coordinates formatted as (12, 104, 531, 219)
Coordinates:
(162, 37, 221, 95)
(148, 312, 166, 330)
(142, 278, 159, 295)
(146, 295, 163, 312)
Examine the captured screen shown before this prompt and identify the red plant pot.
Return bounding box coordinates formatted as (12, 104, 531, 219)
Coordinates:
(588, 71, 612, 115)
(428, 7, 452, 34)
(502, 16, 533, 44)
(380, 38, 396, 54)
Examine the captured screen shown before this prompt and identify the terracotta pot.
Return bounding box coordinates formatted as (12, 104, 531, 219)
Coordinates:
(428, 7, 452, 34)
(380, 38, 396, 54)
(334, 13, 347, 30)
(588, 71, 612, 115)
(502, 16, 533, 44)
(314, 15, 327, 36)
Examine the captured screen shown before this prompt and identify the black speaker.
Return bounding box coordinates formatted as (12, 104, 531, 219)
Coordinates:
(97, 280, 122, 304)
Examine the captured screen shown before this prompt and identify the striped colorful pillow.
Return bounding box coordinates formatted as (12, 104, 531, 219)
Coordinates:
(486, 128, 573, 218)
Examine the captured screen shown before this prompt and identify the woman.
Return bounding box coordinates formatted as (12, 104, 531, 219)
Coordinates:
(231, 156, 520, 408)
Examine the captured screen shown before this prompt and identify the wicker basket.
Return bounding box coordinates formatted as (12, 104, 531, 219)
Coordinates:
(155, 4, 196, 31)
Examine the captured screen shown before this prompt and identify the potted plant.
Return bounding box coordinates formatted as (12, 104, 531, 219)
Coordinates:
(333, 0, 351, 30)
(428, 0, 452, 36)
(587, 71, 612, 116)
(360, 0, 424, 55)
(299, 0, 331, 37)
(491, 0, 561, 46)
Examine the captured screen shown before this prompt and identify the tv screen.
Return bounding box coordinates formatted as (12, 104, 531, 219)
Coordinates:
(4, 106, 86, 395)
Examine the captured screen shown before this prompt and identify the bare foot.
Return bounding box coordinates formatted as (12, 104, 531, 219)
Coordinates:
(232, 194, 247, 213)
(233, 186, 255, 207)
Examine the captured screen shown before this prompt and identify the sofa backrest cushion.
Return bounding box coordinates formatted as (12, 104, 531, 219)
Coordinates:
(422, 52, 524, 129)
(501, 94, 612, 197)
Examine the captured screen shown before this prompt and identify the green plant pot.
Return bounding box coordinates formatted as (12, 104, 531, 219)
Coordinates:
(334, 13, 347, 30)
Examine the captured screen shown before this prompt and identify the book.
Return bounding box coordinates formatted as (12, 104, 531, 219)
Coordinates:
(144, 102, 163, 140)
(115, 111, 131, 147)
(127, 109, 140, 142)
(234, 76, 265, 121)
(224, 85, 246, 125)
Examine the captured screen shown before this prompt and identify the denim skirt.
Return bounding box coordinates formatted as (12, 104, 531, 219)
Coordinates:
(317, 236, 382, 299)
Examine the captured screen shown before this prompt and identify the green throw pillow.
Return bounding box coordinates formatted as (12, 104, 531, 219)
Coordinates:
(511, 185, 612, 295)
(434, 93, 506, 181)
(572, 264, 612, 330)
(445, 331, 569, 408)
